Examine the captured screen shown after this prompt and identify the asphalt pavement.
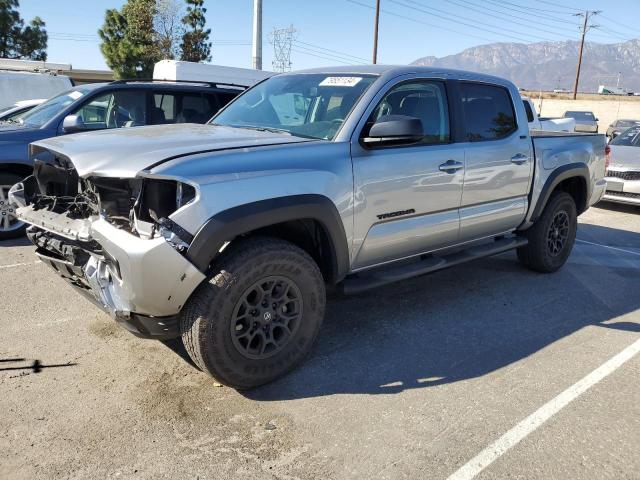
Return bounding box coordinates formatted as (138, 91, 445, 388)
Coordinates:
(1, 202, 639, 479)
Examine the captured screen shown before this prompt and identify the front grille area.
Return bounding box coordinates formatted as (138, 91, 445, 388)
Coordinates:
(606, 169, 640, 181)
(605, 190, 640, 199)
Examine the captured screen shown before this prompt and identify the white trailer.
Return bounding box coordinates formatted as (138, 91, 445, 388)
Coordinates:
(0, 58, 73, 105)
(153, 60, 274, 88)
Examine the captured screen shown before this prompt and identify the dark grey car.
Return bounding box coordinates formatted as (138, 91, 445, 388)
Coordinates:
(0, 80, 242, 238)
(606, 119, 640, 141)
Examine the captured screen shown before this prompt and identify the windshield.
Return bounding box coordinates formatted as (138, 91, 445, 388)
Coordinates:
(212, 73, 377, 140)
(615, 120, 640, 128)
(20, 89, 87, 128)
(610, 126, 640, 146)
(564, 111, 595, 121)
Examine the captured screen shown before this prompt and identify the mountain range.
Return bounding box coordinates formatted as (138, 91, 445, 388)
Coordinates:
(412, 39, 640, 92)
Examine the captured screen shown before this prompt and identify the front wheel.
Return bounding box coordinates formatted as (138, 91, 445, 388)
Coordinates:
(180, 236, 326, 389)
(0, 173, 27, 240)
(517, 191, 577, 273)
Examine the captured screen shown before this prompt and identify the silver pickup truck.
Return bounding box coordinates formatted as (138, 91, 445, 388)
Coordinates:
(12, 66, 607, 389)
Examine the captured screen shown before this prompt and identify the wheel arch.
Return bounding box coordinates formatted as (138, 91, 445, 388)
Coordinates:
(186, 194, 350, 284)
(530, 163, 590, 222)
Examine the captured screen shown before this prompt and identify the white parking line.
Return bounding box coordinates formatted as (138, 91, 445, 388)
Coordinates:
(447, 338, 640, 480)
(576, 238, 640, 257)
(0, 260, 41, 270)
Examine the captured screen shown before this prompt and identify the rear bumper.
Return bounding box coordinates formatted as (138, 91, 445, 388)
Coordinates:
(19, 207, 205, 339)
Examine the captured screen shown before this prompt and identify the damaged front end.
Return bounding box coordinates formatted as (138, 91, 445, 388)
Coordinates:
(12, 146, 205, 339)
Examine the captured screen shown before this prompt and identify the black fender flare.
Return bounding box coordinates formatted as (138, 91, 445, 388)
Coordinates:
(186, 194, 350, 283)
(530, 163, 590, 222)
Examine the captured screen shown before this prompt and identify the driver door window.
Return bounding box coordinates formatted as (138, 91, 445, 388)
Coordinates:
(74, 90, 147, 130)
(367, 81, 450, 145)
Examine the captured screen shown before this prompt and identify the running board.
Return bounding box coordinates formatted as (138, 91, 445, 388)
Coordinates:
(340, 236, 528, 295)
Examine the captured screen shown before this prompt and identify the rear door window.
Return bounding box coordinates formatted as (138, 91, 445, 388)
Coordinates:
(153, 92, 219, 124)
(461, 83, 517, 141)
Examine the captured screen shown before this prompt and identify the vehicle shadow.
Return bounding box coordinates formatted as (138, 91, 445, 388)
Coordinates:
(0, 237, 31, 247)
(242, 223, 640, 401)
(594, 201, 639, 215)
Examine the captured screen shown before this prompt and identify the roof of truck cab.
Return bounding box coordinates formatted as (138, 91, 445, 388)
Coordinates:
(289, 65, 515, 85)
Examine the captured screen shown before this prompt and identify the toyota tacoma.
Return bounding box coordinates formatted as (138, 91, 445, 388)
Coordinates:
(12, 66, 607, 389)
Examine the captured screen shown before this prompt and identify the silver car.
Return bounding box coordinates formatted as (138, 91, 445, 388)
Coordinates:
(564, 110, 599, 133)
(603, 125, 640, 206)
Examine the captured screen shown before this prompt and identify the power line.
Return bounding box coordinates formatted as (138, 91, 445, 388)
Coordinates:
(599, 14, 640, 37)
(389, 0, 544, 43)
(491, 0, 579, 16)
(292, 42, 367, 64)
(293, 39, 368, 63)
(292, 47, 357, 65)
(444, 0, 577, 41)
(346, 0, 496, 44)
(535, 0, 582, 13)
(481, 0, 578, 25)
(345, 0, 493, 42)
(449, 0, 632, 44)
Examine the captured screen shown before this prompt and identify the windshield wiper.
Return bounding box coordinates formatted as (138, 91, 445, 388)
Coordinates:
(224, 124, 293, 136)
(211, 123, 319, 140)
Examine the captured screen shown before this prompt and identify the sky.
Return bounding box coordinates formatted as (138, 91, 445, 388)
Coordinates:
(17, 0, 640, 72)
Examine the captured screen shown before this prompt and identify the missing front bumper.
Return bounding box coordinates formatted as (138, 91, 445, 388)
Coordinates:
(20, 207, 206, 338)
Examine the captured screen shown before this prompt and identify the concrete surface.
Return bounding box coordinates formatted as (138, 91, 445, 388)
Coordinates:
(1, 202, 639, 480)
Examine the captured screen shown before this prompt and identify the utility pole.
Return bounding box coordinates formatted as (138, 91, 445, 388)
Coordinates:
(372, 0, 381, 64)
(252, 0, 263, 70)
(572, 10, 600, 100)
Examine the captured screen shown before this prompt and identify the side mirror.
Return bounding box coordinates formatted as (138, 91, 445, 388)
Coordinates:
(363, 115, 423, 146)
(62, 114, 86, 133)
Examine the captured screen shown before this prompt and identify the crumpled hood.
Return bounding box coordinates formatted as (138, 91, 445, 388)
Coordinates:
(609, 145, 640, 170)
(31, 123, 315, 178)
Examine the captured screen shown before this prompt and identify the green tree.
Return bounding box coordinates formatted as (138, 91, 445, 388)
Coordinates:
(18, 17, 47, 60)
(180, 0, 211, 62)
(99, 0, 160, 79)
(0, 0, 47, 60)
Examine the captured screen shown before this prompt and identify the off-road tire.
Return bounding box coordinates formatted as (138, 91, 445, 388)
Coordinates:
(180, 236, 326, 389)
(0, 172, 27, 240)
(517, 191, 577, 273)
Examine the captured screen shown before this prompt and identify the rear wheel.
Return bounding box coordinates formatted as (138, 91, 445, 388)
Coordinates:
(517, 191, 577, 273)
(180, 236, 326, 389)
(0, 173, 26, 240)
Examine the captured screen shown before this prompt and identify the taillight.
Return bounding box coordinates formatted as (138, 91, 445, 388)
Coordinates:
(605, 144, 611, 170)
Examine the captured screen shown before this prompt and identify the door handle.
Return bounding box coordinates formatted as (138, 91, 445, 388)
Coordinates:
(439, 160, 464, 173)
(510, 153, 529, 165)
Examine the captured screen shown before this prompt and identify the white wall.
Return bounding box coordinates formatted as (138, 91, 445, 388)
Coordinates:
(534, 98, 640, 132)
(0, 71, 72, 105)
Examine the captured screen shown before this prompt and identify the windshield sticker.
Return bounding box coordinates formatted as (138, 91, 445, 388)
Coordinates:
(319, 76, 363, 87)
(68, 91, 83, 100)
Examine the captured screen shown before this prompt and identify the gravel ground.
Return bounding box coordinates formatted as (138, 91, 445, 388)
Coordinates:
(1, 202, 639, 480)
